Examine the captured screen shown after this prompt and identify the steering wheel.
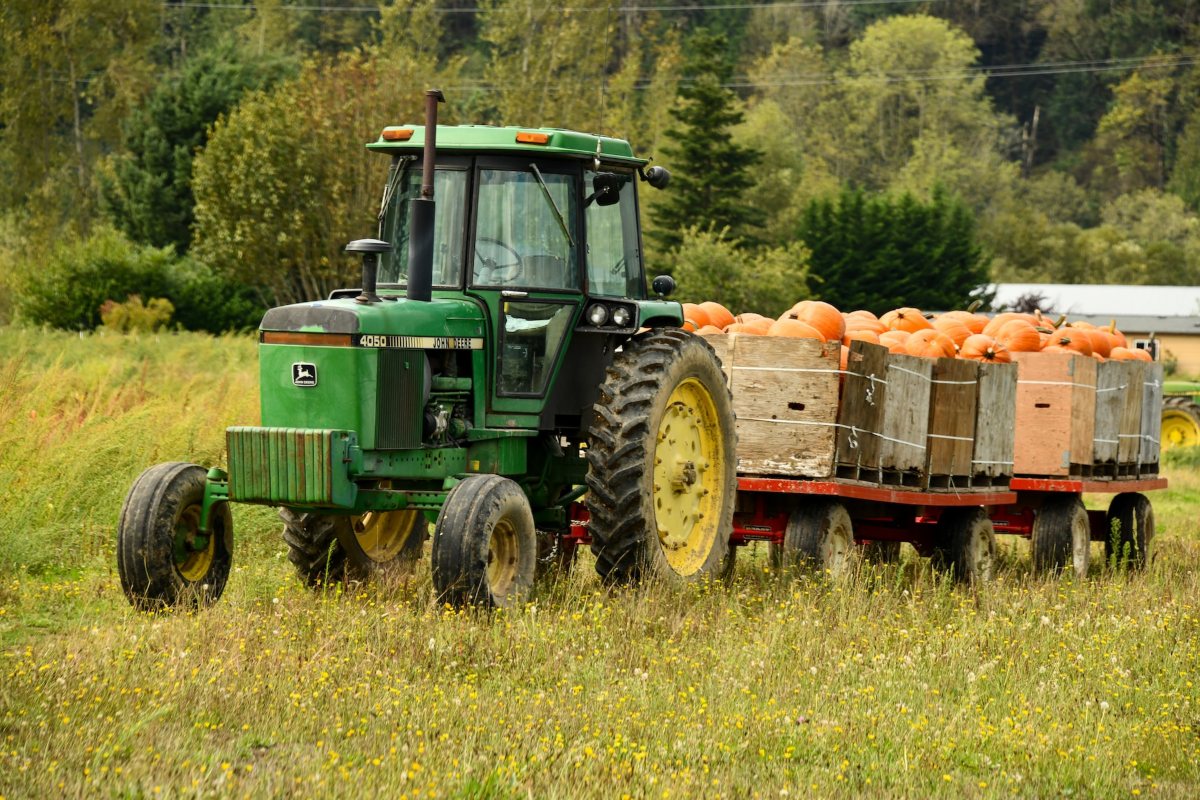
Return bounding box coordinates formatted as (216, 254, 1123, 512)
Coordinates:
(475, 236, 523, 284)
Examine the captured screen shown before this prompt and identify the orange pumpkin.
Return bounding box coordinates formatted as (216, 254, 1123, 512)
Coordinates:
(1081, 327, 1113, 358)
(1109, 323, 1128, 349)
(878, 330, 911, 353)
(940, 310, 989, 334)
(904, 329, 956, 359)
(843, 329, 881, 346)
(681, 303, 711, 330)
(1041, 344, 1071, 354)
(995, 319, 1042, 353)
(681, 318, 700, 333)
(767, 318, 824, 339)
(699, 301, 735, 332)
(735, 312, 766, 324)
(958, 334, 1011, 363)
(695, 324, 725, 335)
(1046, 328, 1093, 357)
(726, 320, 769, 335)
(1110, 346, 1152, 362)
(880, 307, 933, 333)
(982, 312, 1034, 337)
(784, 300, 844, 342)
(931, 316, 973, 347)
(840, 344, 850, 373)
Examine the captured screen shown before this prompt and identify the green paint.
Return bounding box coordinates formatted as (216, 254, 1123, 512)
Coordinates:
(367, 125, 644, 166)
(467, 437, 528, 475)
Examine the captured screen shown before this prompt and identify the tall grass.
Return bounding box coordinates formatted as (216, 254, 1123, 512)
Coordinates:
(1, 329, 1198, 798)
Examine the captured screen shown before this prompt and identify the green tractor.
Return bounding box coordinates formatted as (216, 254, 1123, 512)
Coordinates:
(117, 91, 737, 610)
(1161, 381, 1200, 450)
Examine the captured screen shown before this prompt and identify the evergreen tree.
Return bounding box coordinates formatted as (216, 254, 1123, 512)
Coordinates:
(799, 188, 989, 314)
(649, 29, 763, 252)
(105, 48, 293, 253)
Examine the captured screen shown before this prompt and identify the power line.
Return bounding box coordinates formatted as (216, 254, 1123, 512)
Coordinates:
(163, 0, 943, 15)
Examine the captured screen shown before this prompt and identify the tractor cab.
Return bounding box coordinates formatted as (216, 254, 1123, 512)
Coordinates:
(366, 125, 667, 429)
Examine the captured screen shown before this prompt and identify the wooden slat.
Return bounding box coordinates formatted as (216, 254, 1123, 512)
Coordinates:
(836, 340, 888, 472)
(925, 357, 978, 484)
(1093, 360, 1127, 468)
(1139, 362, 1164, 471)
(1117, 361, 1144, 466)
(973, 362, 1017, 481)
(879, 353, 932, 476)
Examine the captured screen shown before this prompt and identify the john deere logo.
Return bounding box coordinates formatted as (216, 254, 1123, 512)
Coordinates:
(292, 363, 317, 387)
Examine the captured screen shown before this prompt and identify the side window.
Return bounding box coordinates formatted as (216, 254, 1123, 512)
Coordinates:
(379, 167, 467, 287)
(584, 171, 641, 297)
(498, 301, 576, 395)
(474, 168, 579, 291)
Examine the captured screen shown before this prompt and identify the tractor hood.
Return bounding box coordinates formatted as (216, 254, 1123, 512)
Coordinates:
(260, 295, 487, 341)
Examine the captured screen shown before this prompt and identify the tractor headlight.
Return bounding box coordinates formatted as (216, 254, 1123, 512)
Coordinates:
(586, 304, 609, 326)
(611, 306, 632, 328)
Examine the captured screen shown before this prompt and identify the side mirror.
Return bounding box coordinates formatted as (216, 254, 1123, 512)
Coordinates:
(642, 165, 670, 190)
(586, 172, 624, 207)
(651, 274, 676, 298)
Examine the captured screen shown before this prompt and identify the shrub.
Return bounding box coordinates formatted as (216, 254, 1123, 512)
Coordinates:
(12, 227, 263, 333)
(100, 295, 175, 333)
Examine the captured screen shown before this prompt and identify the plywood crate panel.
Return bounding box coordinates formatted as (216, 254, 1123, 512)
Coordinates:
(972, 362, 1017, 485)
(835, 340, 889, 478)
(1139, 362, 1164, 473)
(703, 334, 841, 477)
(1011, 352, 1097, 477)
(924, 357, 978, 487)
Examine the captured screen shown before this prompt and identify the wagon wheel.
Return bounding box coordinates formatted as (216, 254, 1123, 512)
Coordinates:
(770, 500, 856, 580)
(1105, 492, 1154, 570)
(931, 507, 996, 585)
(1031, 495, 1091, 579)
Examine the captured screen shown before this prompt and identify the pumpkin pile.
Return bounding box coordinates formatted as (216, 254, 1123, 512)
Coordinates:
(684, 301, 1154, 366)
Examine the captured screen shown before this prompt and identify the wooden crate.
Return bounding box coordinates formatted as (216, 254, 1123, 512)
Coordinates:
(1139, 361, 1164, 474)
(1011, 351, 1097, 477)
(924, 357, 978, 487)
(835, 340, 889, 478)
(877, 352, 932, 484)
(703, 334, 841, 477)
(972, 362, 1017, 486)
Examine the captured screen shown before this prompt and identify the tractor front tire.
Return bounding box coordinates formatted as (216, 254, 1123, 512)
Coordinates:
(118, 462, 233, 610)
(280, 506, 426, 588)
(1031, 495, 1091, 579)
(432, 475, 537, 607)
(586, 329, 736, 584)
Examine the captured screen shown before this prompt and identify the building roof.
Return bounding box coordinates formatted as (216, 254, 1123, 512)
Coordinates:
(1064, 314, 1200, 335)
(989, 283, 1200, 318)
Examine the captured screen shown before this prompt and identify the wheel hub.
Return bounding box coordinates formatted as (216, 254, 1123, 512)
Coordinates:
(352, 481, 419, 562)
(1162, 408, 1200, 448)
(652, 379, 725, 575)
(174, 504, 214, 583)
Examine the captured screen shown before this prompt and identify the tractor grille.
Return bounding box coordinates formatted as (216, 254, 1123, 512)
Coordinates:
(226, 427, 356, 507)
(375, 349, 426, 450)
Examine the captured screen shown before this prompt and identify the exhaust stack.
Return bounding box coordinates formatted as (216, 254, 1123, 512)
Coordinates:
(407, 89, 445, 303)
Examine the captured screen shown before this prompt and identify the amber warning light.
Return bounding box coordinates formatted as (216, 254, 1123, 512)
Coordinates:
(381, 127, 414, 141)
(515, 131, 550, 144)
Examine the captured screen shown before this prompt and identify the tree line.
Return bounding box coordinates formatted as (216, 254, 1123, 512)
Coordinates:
(2, 0, 1199, 328)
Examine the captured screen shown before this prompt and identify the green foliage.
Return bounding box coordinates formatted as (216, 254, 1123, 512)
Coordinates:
(11, 227, 262, 333)
(667, 227, 810, 317)
(649, 30, 764, 253)
(104, 47, 294, 253)
(798, 188, 989, 314)
(99, 295, 174, 333)
(1163, 445, 1200, 469)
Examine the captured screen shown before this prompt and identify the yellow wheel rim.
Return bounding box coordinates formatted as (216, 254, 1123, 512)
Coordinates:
(652, 377, 726, 577)
(1161, 408, 1200, 449)
(352, 509, 421, 563)
(176, 504, 215, 582)
(486, 518, 519, 596)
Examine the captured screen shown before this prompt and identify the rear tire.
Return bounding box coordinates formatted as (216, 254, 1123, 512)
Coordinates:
(1031, 495, 1091, 579)
(432, 475, 536, 607)
(586, 329, 736, 584)
(861, 540, 902, 564)
(1161, 397, 1200, 450)
(770, 500, 855, 579)
(931, 507, 996, 585)
(1105, 492, 1154, 569)
(118, 462, 233, 610)
(280, 506, 425, 588)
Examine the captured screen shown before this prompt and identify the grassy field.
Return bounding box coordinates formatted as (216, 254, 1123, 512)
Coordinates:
(1, 329, 1198, 798)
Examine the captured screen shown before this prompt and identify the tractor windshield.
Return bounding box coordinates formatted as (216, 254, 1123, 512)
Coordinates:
(473, 168, 579, 290)
(378, 166, 468, 287)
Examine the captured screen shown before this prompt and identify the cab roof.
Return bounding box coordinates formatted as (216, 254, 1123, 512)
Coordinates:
(366, 124, 646, 166)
